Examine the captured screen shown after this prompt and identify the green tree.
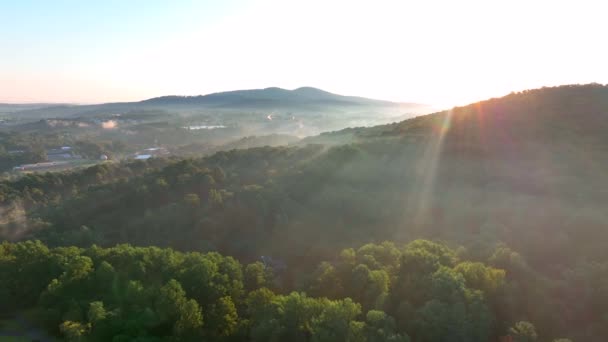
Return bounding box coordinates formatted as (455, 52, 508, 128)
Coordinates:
(349, 264, 389, 310)
(310, 298, 362, 342)
(309, 261, 344, 299)
(364, 310, 410, 342)
(509, 321, 538, 342)
(454, 261, 505, 296)
(60, 320, 90, 341)
(206, 296, 238, 338)
(183, 193, 201, 208)
(175, 299, 204, 338)
(87, 301, 107, 325)
(244, 261, 272, 292)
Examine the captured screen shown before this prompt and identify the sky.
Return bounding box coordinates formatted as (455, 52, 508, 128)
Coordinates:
(1, 0, 607, 107)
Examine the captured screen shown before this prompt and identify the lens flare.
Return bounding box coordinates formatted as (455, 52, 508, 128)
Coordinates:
(411, 109, 453, 227)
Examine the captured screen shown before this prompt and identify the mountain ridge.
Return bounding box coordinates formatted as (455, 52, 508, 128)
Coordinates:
(5, 87, 430, 120)
(138, 86, 418, 107)
(2, 84, 608, 340)
(302, 83, 608, 145)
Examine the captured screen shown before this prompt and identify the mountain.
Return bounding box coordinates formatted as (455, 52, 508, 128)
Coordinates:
(5, 87, 431, 120)
(5, 84, 608, 256)
(0, 103, 68, 116)
(1, 87, 432, 139)
(140, 86, 415, 108)
(304, 83, 608, 146)
(2, 84, 608, 339)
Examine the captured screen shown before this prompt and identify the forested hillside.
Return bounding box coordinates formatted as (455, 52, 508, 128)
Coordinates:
(2, 84, 608, 341)
(1, 240, 574, 342)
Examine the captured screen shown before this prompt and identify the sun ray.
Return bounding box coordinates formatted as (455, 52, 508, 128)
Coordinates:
(409, 109, 454, 230)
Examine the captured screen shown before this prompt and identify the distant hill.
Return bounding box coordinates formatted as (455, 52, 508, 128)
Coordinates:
(141, 86, 416, 108)
(304, 83, 608, 147)
(6, 87, 431, 120)
(10, 83, 608, 256)
(0, 103, 68, 115)
(3, 84, 608, 339)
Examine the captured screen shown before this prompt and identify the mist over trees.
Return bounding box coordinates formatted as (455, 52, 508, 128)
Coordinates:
(1, 84, 608, 341)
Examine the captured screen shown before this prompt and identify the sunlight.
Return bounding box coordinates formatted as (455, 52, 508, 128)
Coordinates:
(1, 1, 607, 339)
(411, 109, 453, 227)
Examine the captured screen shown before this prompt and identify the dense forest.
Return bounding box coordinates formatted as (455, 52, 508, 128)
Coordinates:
(2, 84, 608, 341)
(0, 240, 574, 342)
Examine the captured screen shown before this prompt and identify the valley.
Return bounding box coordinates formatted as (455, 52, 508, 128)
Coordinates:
(1, 84, 606, 341)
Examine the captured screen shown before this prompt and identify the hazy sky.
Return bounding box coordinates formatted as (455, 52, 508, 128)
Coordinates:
(1, 0, 606, 107)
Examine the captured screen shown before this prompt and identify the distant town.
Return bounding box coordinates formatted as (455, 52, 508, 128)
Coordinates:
(12, 146, 170, 173)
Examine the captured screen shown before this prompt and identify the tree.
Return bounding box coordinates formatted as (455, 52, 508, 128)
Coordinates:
(392, 240, 458, 308)
(310, 298, 362, 342)
(209, 189, 224, 207)
(364, 310, 410, 342)
(157, 279, 187, 314)
(489, 246, 529, 278)
(245, 261, 272, 292)
(183, 193, 201, 208)
(509, 321, 538, 342)
(349, 264, 389, 310)
(454, 261, 505, 296)
(246, 287, 276, 317)
(206, 296, 238, 338)
(63, 255, 94, 282)
(429, 266, 466, 300)
(155, 279, 204, 338)
(87, 301, 107, 325)
(212, 166, 226, 183)
(356, 242, 401, 274)
(60, 320, 90, 341)
(175, 299, 204, 338)
(309, 261, 344, 299)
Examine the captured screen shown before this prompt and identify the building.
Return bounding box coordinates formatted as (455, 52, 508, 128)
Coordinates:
(143, 147, 169, 156)
(131, 147, 169, 160)
(47, 146, 76, 161)
(13, 161, 69, 172)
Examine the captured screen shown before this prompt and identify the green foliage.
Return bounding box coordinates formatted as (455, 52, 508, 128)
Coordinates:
(364, 310, 410, 342)
(454, 261, 505, 296)
(244, 261, 273, 292)
(0, 240, 523, 341)
(509, 321, 538, 342)
(206, 296, 238, 338)
(246, 291, 364, 342)
(3, 85, 608, 340)
(59, 320, 90, 341)
(174, 299, 204, 338)
(87, 301, 107, 325)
